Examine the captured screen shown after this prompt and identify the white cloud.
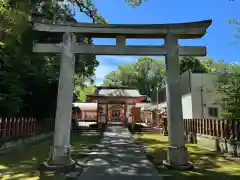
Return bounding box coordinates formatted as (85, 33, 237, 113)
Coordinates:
(97, 56, 139, 65)
(232, 61, 240, 64)
(95, 64, 118, 82)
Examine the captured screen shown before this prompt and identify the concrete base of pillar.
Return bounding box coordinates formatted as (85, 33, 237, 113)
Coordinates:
(40, 159, 76, 172)
(163, 145, 193, 170)
(45, 146, 74, 168)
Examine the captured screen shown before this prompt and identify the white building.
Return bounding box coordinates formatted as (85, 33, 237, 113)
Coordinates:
(154, 71, 222, 119)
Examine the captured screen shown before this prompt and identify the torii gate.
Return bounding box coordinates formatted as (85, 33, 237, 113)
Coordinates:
(32, 20, 212, 168)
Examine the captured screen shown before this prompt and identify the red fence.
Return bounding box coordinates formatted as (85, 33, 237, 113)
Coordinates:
(183, 119, 240, 140)
(0, 117, 55, 143)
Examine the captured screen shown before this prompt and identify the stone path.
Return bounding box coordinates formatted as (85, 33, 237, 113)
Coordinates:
(78, 125, 162, 180)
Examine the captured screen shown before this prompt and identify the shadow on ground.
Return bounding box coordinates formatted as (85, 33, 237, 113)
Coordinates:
(0, 132, 101, 180)
(78, 129, 161, 180)
(134, 133, 240, 180)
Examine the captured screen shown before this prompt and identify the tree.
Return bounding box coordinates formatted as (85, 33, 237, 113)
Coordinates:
(216, 64, 240, 119)
(0, 0, 99, 116)
(229, 18, 240, 45)
(75, 86, 96, 102)
(200, 57, 231, 72)
(125, 0, 147, 7)
(103, 57, 165, 97)
(179, 56, 208, 74)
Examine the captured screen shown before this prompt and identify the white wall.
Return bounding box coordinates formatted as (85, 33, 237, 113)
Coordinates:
(157, 93, 193, 119)
(182, 94, 193, 119)
(190, 73, 222, 119)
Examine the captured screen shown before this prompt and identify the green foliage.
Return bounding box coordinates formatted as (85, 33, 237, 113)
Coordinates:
(229, 18, 240, 44)
(73, 0, 107, 24)
(103, 57, 165, 96)
(0, 0, 30, 44)
(125, 0, 147, 7)
(180, 56, 208, 74)
(103, 56, 240, 120)
(215, 64, 240, 120)
(0, 0, 99, 116)
(75, 86, 96, 102)
(103, 56, 212, 97)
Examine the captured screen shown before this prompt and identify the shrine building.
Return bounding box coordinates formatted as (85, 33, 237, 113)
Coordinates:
(73, 86, 149, 125)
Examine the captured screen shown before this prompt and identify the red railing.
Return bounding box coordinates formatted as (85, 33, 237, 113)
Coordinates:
(0, 117, 55, 143)
(183, 119, 240, 140)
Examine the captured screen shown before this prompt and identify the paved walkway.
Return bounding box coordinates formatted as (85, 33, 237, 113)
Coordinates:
(78, 125, 162, 180)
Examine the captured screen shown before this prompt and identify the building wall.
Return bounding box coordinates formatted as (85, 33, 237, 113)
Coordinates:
(82, 111, 97, 120)
(158, 93, 193, 119)
(151, 70, 191, 104)
(190, 73, 222, 119)
(155, 73, 222, 119)
(182, 94, 193, 119)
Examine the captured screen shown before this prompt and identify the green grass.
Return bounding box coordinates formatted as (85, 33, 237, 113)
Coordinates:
(134, 133, 240, 180)
(0, 132, 101, 180)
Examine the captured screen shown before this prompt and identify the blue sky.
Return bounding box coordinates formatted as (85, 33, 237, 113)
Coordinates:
(75, 0, 240, 85)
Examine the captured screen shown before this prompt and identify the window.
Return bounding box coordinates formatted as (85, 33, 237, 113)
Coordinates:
(208, 107, 218, 117)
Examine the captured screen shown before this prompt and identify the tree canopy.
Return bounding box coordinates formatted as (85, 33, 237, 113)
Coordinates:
(103, 56, 210, 97)
(215, 63, 240, 119)
(1, 0, 240, 120)
(102, 56, 240, 120)
(103, 57, 165, 96)
(0, 0, 100, 116)
(179, 56, 208, 74)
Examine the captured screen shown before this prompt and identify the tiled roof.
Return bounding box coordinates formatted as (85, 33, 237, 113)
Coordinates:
(96, 88, 141, 97)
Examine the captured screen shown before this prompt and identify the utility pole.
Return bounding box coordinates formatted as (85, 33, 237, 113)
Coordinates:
(200, 85, 204, 118)
(156, 87, 159, 109)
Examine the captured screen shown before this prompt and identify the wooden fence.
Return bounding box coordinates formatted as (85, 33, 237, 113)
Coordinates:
(183, 119, 240, 140)
(0, 117, 55, 143)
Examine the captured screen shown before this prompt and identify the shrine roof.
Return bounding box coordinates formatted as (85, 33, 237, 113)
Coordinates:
(87, 95, 145, 100)
(94, 87, 141, 97)
(86, 96, 145, 104)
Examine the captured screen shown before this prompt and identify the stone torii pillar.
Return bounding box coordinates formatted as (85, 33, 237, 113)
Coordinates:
(47, 32, 76, 166)
(163, 33, 190, 168)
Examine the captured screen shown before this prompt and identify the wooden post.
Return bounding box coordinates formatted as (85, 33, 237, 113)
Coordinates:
(47, 32, 76, 166)
(132, 101, 136, 128)
(124, 103, 127, 126)
(106, 103, 109, 124)
(3, 118, 7, 139)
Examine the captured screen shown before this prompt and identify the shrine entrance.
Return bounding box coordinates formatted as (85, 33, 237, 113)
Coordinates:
(108, 104, 124, 122)
(87, 95, 145, 125)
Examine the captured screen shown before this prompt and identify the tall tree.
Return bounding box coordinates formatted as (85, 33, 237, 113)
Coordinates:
(200, 57, 231, 72)
(103, 57, 165, 96)
(179, 56, 208, 74)
(0, 0, 99, 116)
(229, 18, 240, 45)
(216, 64, 240, 119)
